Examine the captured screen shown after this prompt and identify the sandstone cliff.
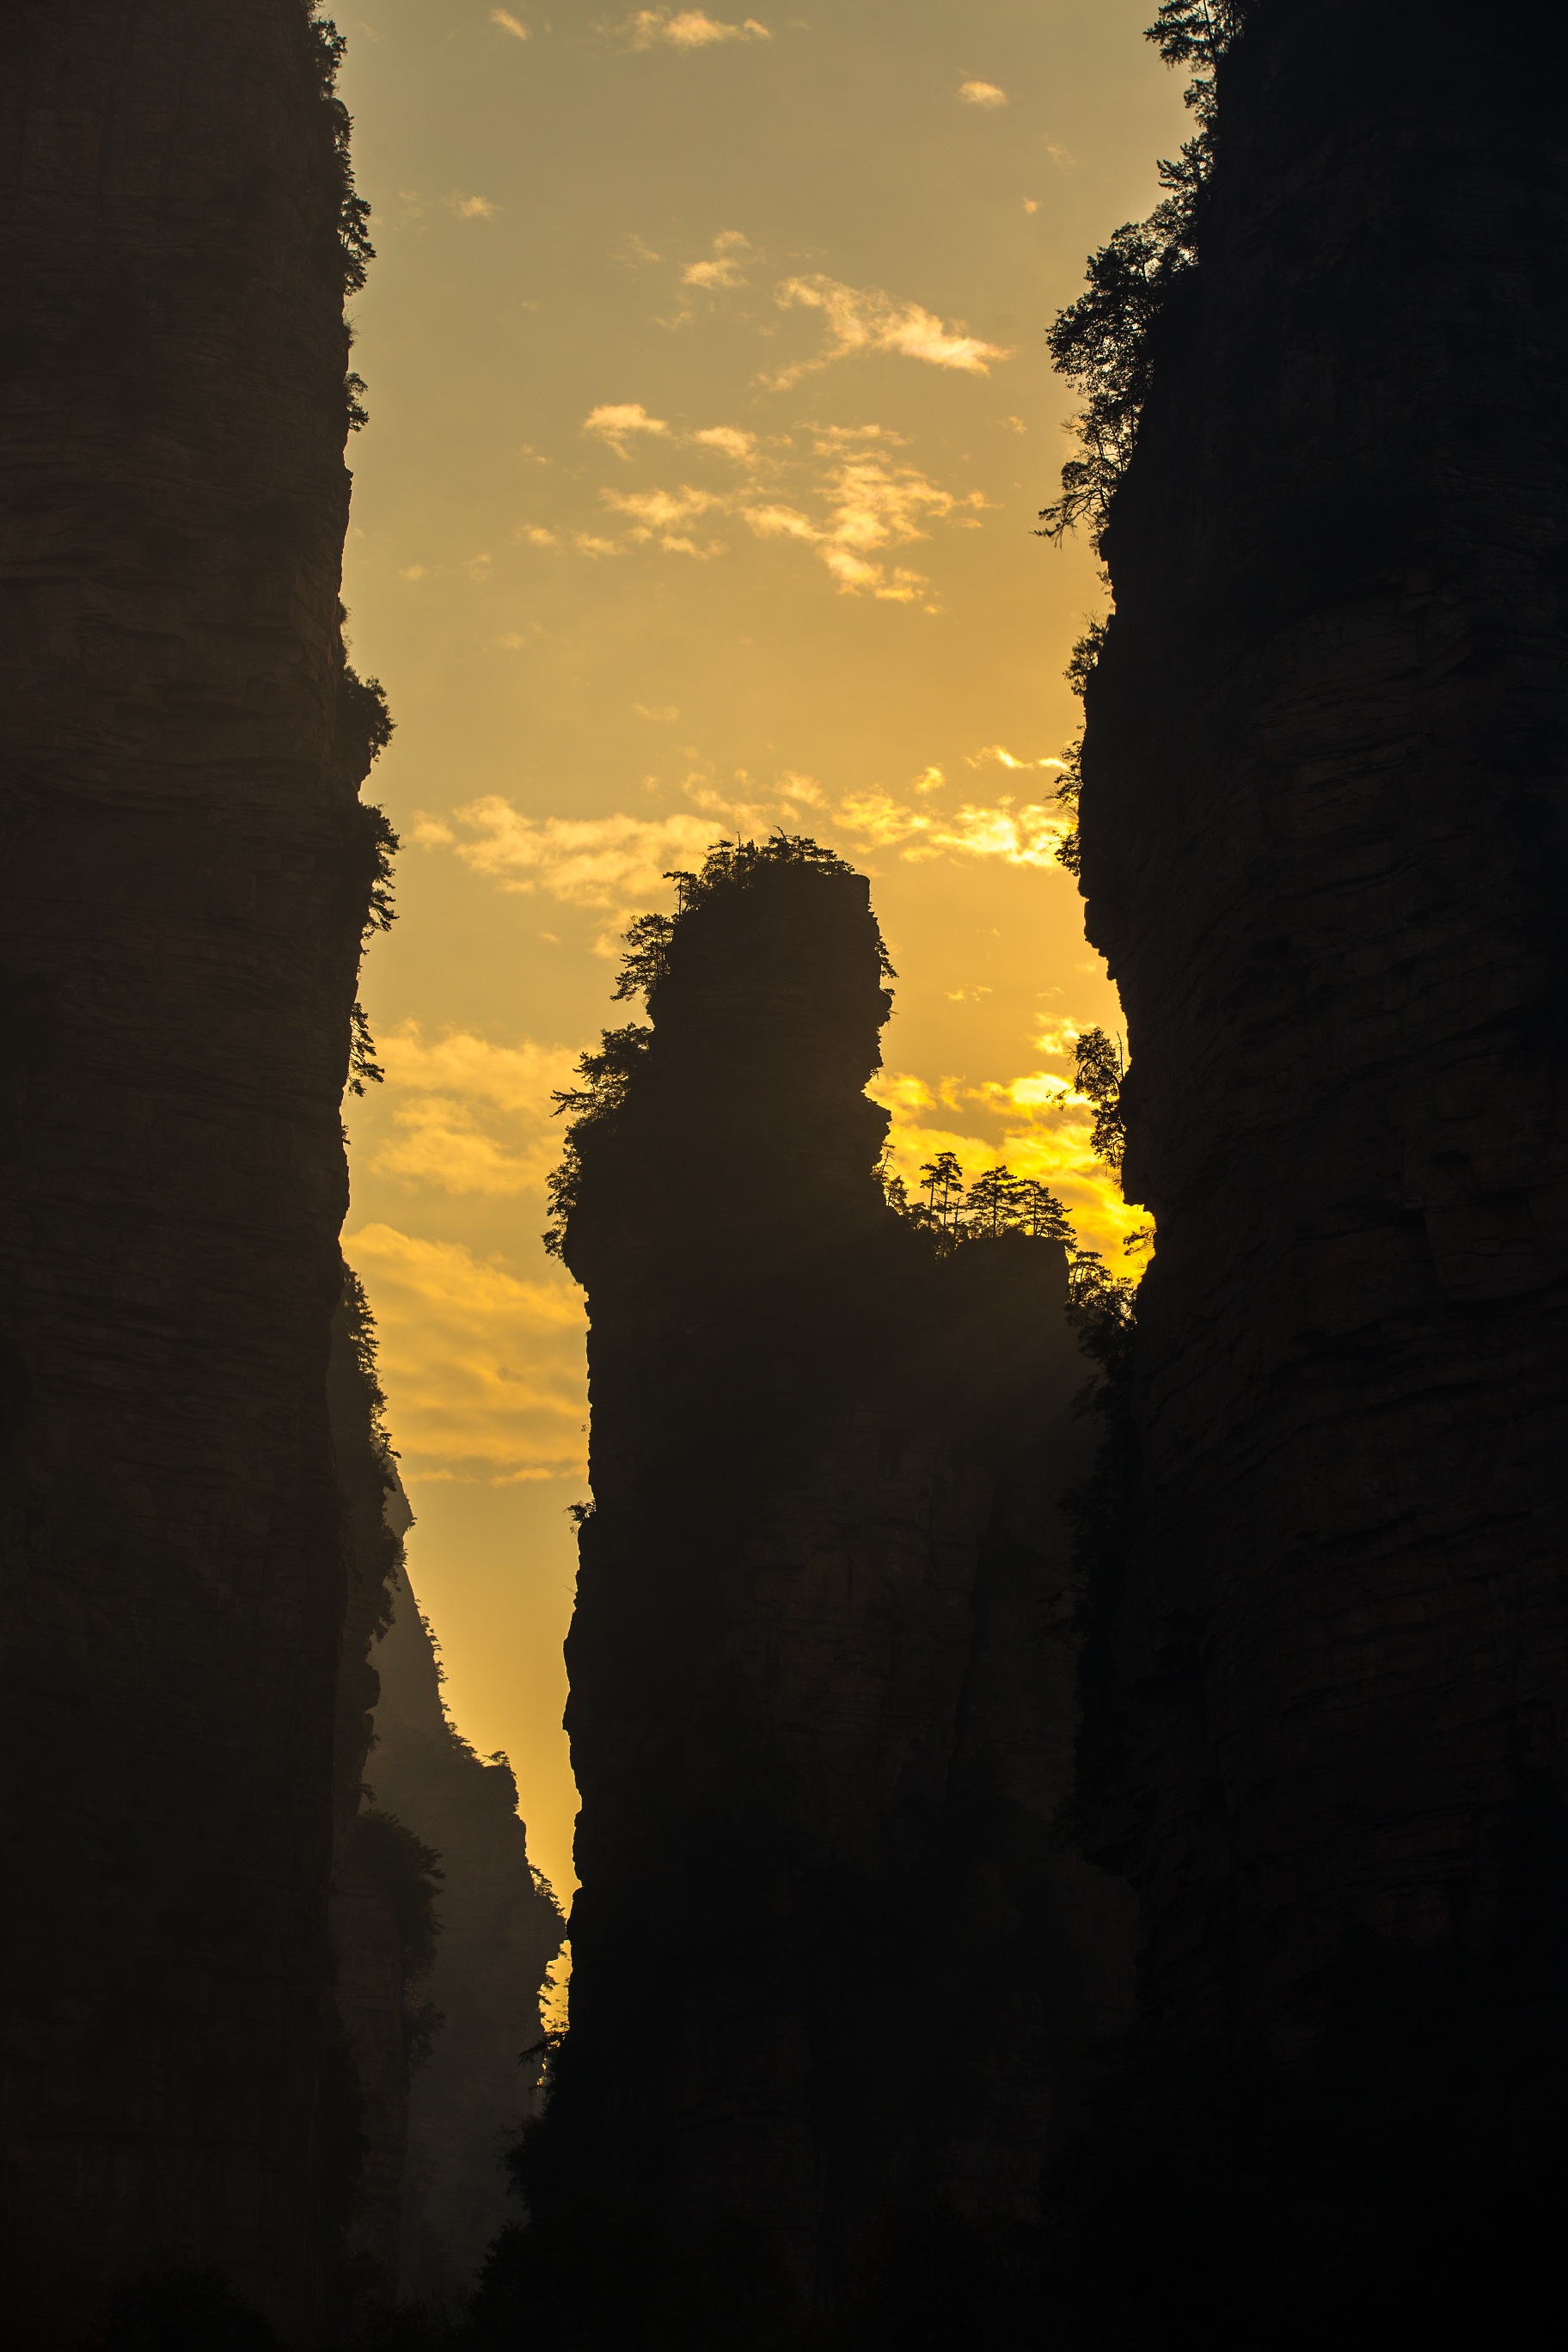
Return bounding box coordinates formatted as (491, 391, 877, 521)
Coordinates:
(512, 844, 1134, 2336)
(1066, 0, 1568, 2322)
(0, 7, 386, 2338)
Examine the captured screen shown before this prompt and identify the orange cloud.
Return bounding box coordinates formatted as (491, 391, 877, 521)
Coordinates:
(624, 9, 770, 48)
(346, 1223, 586, 1480)
(769, 275, 1010, 387)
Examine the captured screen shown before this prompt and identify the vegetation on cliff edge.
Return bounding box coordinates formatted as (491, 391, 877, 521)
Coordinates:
(543, 834, 889, 1256)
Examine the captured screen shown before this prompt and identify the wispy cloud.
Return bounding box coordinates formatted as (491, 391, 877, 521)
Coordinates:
(413, 751, 1081, 986)
(958, 78, 1007, 107)
(583, 401, 671, 457)
(413, 803, 720, 911)
(689, 424, 757, 462)
(491, 9, 530, 37)
(812, 423, 910, 450)
(682, 229, 752, 289)
(966, 743, 1069, 774)
(743, 450, 985, 600)
(419, 762, 1071, 891)
(378, 1027, 577, 1121)
(769, 276, 1010, 388)
(576, 430, 983, 599)
(622, 9, 771, 48)
(602, 482, 729, 556)
(370, 1026, 580, 1197)
(832, 789, 1069, 865)
(346, 1222, 586, 1480)
(448, 193, 499, 219)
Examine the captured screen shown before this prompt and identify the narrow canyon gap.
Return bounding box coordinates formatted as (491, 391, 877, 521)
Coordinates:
(0, 5, 385, 2335)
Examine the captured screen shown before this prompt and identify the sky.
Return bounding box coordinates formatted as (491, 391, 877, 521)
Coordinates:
(336, 1, 1187, 1901)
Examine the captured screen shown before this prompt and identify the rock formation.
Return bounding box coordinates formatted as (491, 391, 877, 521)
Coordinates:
(1068, 0, 1568, 2313)
(0, 7, 386, 2339)
(524, 843, 1135, 2333)
(327, 1281, 566, 2318)
(368, 1562, 566, 2310)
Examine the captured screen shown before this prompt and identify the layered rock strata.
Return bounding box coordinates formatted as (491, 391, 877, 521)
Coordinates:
(1080, 0, 1568, 2050)
(0, 7, 383, 2338)
(545, 849, 1134, 2318)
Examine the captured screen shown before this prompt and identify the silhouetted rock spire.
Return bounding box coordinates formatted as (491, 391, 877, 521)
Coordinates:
(513, 842, 1133, 2335)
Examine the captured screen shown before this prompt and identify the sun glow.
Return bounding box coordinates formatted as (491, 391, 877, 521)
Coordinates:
(337, 0, 1183, 1897)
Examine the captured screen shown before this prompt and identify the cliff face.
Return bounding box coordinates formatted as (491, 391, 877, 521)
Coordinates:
(542, 849, 1134, 2324)
(0, 7, 382, 2338)
(1080, 0, 1568, 2055)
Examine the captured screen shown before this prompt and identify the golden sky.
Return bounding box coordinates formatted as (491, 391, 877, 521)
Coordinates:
(337, 1, 1185, 1897)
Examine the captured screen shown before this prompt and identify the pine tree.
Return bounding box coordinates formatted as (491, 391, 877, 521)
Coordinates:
(965, 1163, 1027, 1238)
(1019, 1179, 1075, 1243)
(1075, 1028, 1128, 1172)
(917, 1150, 966, 1233)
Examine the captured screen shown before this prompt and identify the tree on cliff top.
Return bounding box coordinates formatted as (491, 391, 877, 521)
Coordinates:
(896, 1153, 1076, 1253)
(544, 834, 893, 1258)
(1039, 2, 1251, 546)
(917, 1150, 967, 1233)
(308, 11, 377, 296)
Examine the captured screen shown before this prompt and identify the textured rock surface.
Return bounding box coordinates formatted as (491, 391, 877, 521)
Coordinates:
(0, 6, 380, 2337)
(547, 855, 1134, 2315)
(1080, 0, 1568, 2045)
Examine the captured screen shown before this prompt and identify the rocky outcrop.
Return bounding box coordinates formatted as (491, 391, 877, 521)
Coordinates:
(531, 846, 1135, 2330)
(1079, 0, 1568, 2098)
(367, 1567, 566, 2309)
(326, 1283, 564, 2316)
(0, 7, 383, 2339)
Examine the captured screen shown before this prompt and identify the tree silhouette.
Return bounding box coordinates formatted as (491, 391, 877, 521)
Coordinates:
(612, 913, 676, 1004)
(1019, 1178, 1075, 1243)
(917, 1150, 966, 1234)
(877, 1148, 911, 1216)
(1075, 1028, 1127, 1172)
(965, 1163, 1026, 1238)
(1038, 3, 1250, 546)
